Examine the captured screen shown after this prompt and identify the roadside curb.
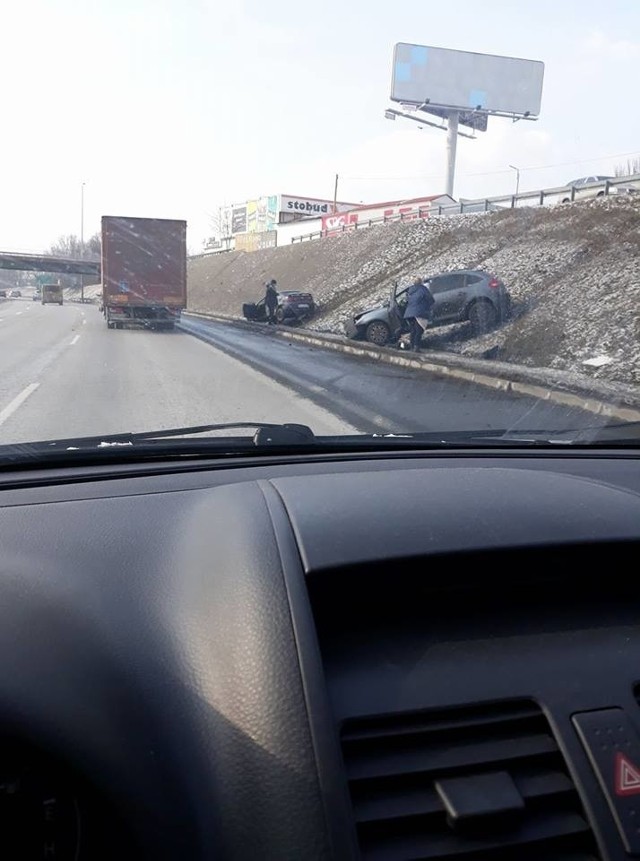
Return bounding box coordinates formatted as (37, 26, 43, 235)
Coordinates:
(183, 311, 640, 423)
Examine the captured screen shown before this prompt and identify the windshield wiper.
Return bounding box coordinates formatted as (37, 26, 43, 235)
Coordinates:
(19, 422, 317, 451)
(2, 420, 639, 470)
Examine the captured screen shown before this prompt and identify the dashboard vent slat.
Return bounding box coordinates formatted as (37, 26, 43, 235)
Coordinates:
(345, 733, 557, 782)
(340, 701, 600, 861)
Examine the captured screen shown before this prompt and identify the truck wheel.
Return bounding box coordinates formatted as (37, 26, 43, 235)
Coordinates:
(107, 322, 115, 329)
(365, 320, 390, 346)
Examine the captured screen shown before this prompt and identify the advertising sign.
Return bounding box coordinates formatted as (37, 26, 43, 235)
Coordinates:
(235, 231, 277, 252)
(321, 196, 453, 236)
(391, 43, 544, 116)
(281, 195, 357, 216)
(231, 206, 247, 234)
(321, 212, 358, 237)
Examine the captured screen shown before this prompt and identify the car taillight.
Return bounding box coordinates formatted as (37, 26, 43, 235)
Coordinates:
(488, 278, 500, 288)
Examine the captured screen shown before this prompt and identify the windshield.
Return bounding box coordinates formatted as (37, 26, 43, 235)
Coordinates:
(1, 1, 639, 456)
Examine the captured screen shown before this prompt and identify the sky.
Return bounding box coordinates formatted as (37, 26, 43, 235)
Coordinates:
(1, 0, 639, 253)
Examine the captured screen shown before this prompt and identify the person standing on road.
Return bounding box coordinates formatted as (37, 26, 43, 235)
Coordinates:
(403, 276, 434, 352)
(265, 279, 278, 325)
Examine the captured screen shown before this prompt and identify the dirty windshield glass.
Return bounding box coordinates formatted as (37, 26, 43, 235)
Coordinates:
(1, 1, 639, 452)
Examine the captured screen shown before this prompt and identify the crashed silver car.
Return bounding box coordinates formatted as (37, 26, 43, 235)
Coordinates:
(344, 269, 512, 346)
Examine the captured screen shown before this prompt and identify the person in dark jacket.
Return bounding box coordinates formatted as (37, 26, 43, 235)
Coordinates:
(265, 279, 278, 324)
(403, 277, 435, 351)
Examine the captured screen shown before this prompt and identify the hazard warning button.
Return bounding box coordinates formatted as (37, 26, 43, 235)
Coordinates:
(616, 751, 640, 797)
(573, 708, 640, 854)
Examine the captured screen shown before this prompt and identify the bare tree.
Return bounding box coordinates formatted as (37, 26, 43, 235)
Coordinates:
(204, 207, 233, 252)
(49, 232, 100, 260)
(614, 157, 640, 177)
(46, 232, 101, 291)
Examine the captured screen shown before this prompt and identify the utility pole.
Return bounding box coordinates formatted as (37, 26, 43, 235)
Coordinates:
(445, 112, 459, 198)
(333, 173, 339, 213)
(80, 181, 86, 303)
(509, 164, 520, 197)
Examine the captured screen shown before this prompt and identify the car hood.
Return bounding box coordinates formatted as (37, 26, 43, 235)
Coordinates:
(354, 304, 388, 323)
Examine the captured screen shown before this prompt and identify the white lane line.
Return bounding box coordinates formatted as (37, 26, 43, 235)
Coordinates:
(82, 319, 87, 325)
(70, 334, 80, 345)
(15, 311, 22, 316)
(0, 383, 40, 428)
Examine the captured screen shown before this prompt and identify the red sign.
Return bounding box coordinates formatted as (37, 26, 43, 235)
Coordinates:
(321, 212, 358, 237)
(382, 205, 416, 221)
(615, 752, 640, 796)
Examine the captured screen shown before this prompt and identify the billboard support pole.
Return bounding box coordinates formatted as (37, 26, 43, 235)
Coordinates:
(445, 112, 459, 198)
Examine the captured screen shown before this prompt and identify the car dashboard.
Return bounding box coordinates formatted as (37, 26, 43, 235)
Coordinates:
(1, 448, 640, 859)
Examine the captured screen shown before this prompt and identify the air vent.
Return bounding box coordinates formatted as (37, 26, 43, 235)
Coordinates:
(340, 700, 599, 860)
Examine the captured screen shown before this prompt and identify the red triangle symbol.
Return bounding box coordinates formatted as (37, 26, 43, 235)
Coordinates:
(615, 752, 640, 796)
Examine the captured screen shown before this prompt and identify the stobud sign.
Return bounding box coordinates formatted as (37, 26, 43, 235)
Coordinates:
(280, 195, 355, 215)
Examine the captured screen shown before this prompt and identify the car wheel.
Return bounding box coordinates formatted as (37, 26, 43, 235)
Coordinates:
(561, 198, 571, 204)
(365, 320, 391, 346)
(468, 300, 498, 334)
(107, 322, 115, 329)
(275, 307, 285, 323)
(596, 190, 605, 197)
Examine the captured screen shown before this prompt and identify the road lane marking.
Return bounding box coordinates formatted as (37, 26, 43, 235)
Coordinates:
(0, 383, 40, 428)
(82, 319, 87, 325)
(70, 335, 80, 345)
(15, 311, 22, 316)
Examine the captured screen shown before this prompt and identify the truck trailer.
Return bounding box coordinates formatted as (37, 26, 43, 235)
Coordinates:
(101, 216, 187, 330)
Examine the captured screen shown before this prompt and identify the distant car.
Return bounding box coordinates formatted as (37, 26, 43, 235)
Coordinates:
(0, 290, 6, 298)
(33, 290, 41, 301)
(561, 176, 638, 204)
(9, 289, 22, 298)
(345, 270, 511, 346)
(242, 290, 316, 324)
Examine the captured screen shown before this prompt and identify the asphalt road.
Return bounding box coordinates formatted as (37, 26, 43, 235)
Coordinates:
(180, 315, 608, 437)
(0, 298, 609, 447)
(0, 299, 358, 444)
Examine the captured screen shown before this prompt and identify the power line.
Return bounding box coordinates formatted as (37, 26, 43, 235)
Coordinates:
(342, 149, 640, 182)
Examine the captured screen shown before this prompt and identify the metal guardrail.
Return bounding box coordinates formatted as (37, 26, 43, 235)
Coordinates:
(290, 173, 640, 244)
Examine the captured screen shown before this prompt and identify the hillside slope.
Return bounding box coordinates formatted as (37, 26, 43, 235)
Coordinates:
(187, 197, 640, 386)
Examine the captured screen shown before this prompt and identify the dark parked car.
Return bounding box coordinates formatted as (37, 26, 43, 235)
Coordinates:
(345, 269, 512, 346)
(8, 289, 22, 298)
(0, 290, 6, 298)
(243, 290, 315, 324)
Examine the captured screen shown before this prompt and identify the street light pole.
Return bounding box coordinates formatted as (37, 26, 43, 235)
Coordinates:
(509, 164, 520, 197)
(80, 181, 86, 302)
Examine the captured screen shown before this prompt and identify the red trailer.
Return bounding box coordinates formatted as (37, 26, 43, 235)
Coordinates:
(101, 216, 187, 330)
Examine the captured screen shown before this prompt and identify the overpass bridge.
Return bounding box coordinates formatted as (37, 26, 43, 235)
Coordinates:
(0, 251, 100, 278)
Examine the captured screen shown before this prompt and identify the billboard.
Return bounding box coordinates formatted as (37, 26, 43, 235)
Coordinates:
(230, 196, 279, 235)
(391, 43, 544, 116)
(235, 231, 277, 252)
(231, 207, 247, 234)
